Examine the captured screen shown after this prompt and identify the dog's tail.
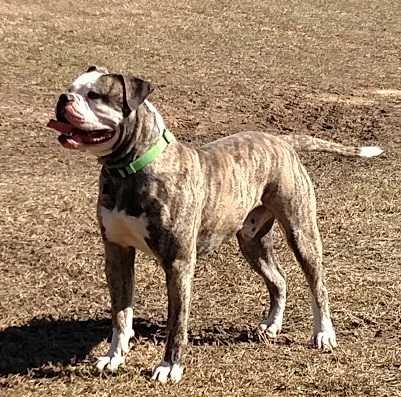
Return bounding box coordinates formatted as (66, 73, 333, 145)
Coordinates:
(279, 135, 384, 158)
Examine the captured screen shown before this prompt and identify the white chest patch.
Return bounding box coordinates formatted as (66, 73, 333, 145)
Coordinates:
(100, 207, 153, 256)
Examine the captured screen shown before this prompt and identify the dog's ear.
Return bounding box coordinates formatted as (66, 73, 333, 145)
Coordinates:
(117, 74, 154, 117)
(86, 65, 109, 74)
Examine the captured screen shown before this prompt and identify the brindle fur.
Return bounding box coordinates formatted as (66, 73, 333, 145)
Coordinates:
(53, 70, 382, 382)
(98, 122, 334, 366)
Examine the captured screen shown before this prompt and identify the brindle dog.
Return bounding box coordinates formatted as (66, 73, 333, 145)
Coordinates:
(48, 66, 383, 383)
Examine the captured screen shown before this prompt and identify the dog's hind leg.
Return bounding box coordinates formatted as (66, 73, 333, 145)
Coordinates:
(269, 163, 337, 351)
(237, 214, 286, 338)
(281, 216, 336, 350)
(96, 241, 136, 372)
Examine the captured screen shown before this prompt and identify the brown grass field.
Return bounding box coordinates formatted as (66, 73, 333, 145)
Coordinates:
(1, 1, 400, 395)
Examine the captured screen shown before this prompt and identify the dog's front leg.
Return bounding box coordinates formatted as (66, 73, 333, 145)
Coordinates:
(151, 254, 196, 384)
(96, 241, 136, 372)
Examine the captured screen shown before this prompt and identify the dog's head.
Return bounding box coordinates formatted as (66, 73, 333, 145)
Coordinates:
(48, 66, 154, 156)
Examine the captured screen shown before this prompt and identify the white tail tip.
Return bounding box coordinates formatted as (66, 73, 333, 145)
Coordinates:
(359, 146, 384, 158)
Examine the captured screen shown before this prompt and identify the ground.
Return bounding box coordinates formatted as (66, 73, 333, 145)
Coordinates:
(0, 1, 400, 396)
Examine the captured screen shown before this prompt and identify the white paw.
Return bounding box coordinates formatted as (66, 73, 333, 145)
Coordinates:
(258, 321, 281, 338)
(95, 324, 134, 373)
(96, 354, 125, 373)
(309, 330, 337, 351)
(151, 361, 183, 384)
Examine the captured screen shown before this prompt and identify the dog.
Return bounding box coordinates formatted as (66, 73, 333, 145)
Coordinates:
(47, 66, 383, 383)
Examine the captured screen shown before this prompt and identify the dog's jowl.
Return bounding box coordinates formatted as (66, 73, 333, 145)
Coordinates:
(48, 66, 383, 383)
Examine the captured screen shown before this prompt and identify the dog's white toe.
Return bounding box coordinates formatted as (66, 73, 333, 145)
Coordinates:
(109, 355, 125, 372)
(151, 361, 183, 383)
(96, 355, 125, 373)
(96, 356, 111, 372)
(309, 330, 337, 351)
(258, 321, 281, 338)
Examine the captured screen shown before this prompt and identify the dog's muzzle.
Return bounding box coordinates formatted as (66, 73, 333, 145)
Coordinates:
(48, 92, 116, 150)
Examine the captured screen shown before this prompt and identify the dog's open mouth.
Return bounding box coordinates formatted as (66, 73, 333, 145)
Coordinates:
(47, 120, 115, 149)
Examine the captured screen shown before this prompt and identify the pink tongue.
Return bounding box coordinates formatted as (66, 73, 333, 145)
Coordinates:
(65, 136, 82, 149)
(47, 119, 73, 133)
(58, 133, 82, 150)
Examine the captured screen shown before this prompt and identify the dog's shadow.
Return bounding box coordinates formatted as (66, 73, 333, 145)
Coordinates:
(0, 317, 292, 378)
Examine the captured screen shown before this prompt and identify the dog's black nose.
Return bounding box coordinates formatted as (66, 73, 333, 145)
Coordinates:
(56, 94, 72, 122)
(58, 93, 71, 104)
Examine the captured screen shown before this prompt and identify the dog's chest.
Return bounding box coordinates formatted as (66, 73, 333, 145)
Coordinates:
(100, 206, 153, 255)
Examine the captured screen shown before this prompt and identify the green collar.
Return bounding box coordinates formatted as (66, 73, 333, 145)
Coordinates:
(105, 128, 176, 178)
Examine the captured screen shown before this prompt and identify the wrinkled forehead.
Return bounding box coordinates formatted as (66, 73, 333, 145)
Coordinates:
(69, 71, 122, 96)
(69, 70, 103, 92)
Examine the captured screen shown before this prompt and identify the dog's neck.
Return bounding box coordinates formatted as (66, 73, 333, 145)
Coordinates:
(99, 100, 165, 168)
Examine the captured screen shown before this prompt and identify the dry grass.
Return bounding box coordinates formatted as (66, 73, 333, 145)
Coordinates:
(0, 1, 400, 396)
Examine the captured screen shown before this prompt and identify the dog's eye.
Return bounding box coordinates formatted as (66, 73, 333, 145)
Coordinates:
(87, 91, 102, 100)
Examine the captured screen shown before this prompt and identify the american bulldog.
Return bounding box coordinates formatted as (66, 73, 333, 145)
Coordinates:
(47, 66, 383, 383)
